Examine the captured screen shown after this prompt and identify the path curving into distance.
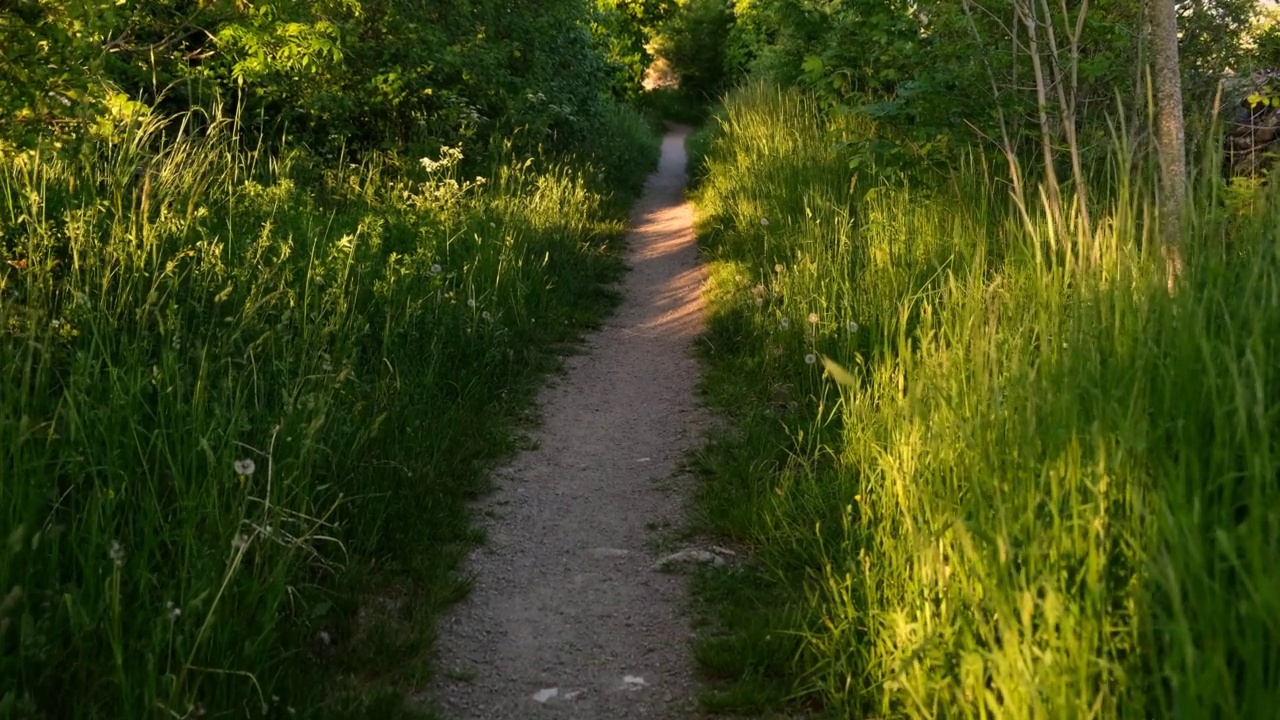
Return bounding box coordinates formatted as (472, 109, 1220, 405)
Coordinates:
(429, 127, 708, 719)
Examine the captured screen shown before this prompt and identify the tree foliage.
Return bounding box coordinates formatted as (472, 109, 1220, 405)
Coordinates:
(655, 0, 1270, 171)
(1, 0, 633, 156)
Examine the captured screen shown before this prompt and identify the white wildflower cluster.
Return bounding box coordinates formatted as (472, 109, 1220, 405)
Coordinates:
(419, 146, 464, 174)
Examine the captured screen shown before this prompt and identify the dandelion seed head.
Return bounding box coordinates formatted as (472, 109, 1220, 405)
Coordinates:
(805, 353, 817, 365)
(780, 317, 790, 330)
(482, 311, 492, 321)
(234, 458, 256, 477)
(760, 217, 770, 227)
(774, 263, 783, 273)
(429, 264, 442, 276)
(109, 540, 125, 566)
(166, 600, 182, 621)
(808, 312, 819, 325)
(847, 321, 859, 333)
(232, 533, 250, 551)
(467, 298, 476, 308)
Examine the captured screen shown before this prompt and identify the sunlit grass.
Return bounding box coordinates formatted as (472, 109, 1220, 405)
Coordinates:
(691, 82, 1280, 718)
(0, 106, 659, 718)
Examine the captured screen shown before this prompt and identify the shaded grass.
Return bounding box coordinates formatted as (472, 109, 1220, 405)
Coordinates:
(688, 83, 1280, 718)
(0, 104, 660, 718)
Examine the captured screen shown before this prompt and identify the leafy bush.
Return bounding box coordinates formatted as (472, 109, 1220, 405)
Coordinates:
(651, 0, 739, 102)
(0, 0, 623, 159)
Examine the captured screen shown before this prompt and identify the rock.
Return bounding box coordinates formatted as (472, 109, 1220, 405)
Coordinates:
(621, 675, 649, 691)
(532, 687, 559, 703)
(585, 547, 630, 559)
(651, 548, 726, 571)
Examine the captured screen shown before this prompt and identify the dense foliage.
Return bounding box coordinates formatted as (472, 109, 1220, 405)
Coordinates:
(0, 0, 633, 156)
(654, 0, 1271, 169)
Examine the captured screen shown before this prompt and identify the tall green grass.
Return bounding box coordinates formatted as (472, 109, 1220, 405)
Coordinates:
(691, 83, 1280, 718)
(0, 107, 658, 718)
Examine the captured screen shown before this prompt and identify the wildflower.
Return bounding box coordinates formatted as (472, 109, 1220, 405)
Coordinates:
(51, 319, 62, 329)
(854, 494, 862, 503)
(760, 217, 770, 227)
(805, 353, 817, 365)
(482, 311, 492, 321)
(779, 317, 790, 330)
(774, 263, 783, 273)
(166, 600, 182, 621)
(109, 540, 125, 567)
(847, 321, 859, 333)
(429, 264, 442, 276)
(467, 298, 476, 308)
(234, 458, 256, 477)
(808, 312, 819, 325)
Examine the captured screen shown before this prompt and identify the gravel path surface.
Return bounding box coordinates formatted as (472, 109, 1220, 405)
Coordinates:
(428, 127, 708, 719)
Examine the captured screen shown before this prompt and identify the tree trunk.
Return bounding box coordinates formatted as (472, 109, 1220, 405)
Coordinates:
(1151, 0, 1185, 288)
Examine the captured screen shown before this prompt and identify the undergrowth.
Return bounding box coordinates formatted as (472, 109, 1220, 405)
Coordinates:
(690, 83, 1280, 718)
(0, 104, 659, 718)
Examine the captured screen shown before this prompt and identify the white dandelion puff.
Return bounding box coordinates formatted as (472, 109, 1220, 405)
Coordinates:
(774, 263, 784, 273)
(232, 533, 250, 551)
(780, 317, 790, 330)
(847, 321, 859, 333)
(467, 298, 476, 308)
(482, 311, 493, 321)
(234, 458, 256, 477)
(429, 264, 442, 276)
(805, 353, 817, 365)
(760, 217, 770, 227)
(166, 601, 182, 621)
(808, 312, 819, 325)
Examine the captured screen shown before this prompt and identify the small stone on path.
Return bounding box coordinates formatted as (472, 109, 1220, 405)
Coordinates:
(651, 548, 727, 571)
(532, 687, 559, 703)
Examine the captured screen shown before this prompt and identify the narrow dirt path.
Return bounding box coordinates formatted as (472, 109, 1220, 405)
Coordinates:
(429, 127, 707, 719)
